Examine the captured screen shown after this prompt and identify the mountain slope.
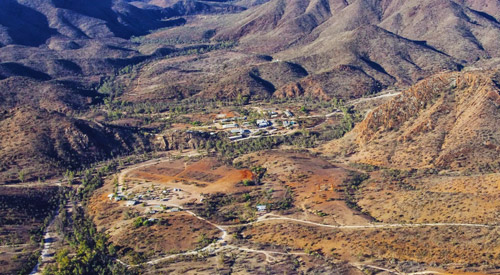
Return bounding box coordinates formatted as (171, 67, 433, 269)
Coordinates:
(207, 0, 500, 97)
(0, 106, 148, 183)
(19, 0, 173, 40)
(219, 0, 500, 60)
(0, 0, 57, 47)
(324, 70, 500, 172)
(274, 65, 383, 100)
(279, 24, 461, 86)
(378, 0, 500, 62)
(216, 0, 344, 52)
(0, 77, 148, 183)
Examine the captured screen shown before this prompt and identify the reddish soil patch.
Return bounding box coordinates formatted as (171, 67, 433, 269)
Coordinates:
(128, 157, 253, 194)
(236, 150, 370, 225)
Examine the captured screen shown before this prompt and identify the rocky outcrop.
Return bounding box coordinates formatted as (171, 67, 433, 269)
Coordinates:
(324, 70, 500, 172)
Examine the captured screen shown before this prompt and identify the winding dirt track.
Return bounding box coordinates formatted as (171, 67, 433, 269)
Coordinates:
(114, 156, 499, 272)
(30, 211, 59, 275)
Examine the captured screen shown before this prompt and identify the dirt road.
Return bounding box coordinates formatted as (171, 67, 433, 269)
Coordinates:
(114, 157, 499, 270)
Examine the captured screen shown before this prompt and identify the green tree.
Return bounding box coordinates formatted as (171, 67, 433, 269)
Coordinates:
(18, 170, 25, 183)
(65, 170, 75, 185)
(299, 106, 309, 114)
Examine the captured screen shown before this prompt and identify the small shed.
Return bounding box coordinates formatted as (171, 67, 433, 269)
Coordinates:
(125, 200, 137, 207)
(256, 119, 270, 128)
(256, 205, 267, 212)
(222, 123, 239, 129)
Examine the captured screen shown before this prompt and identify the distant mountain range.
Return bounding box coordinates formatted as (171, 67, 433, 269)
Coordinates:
(124, 0, 500, 102)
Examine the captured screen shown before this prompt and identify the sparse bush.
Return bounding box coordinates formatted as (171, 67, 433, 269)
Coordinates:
(18, 170, 25, 183)
(242, 179, 255, 186)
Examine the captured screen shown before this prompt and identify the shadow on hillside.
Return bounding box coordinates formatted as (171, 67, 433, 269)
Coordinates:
(0, 0, 57, 46)
(52, 0, 180, 38)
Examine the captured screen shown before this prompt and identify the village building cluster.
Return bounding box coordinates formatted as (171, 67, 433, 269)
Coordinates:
(210, 108, 299, 141)
(108, 184, 186, 213)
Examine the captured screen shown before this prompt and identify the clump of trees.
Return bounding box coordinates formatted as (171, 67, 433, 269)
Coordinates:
(342, 171, 369, 212)
(267, 186, 294, 211)
(43, 207, 128, 275)
(241, 179, 255, 186)
(40, 161, 146, 274)
(199, 131, 319, 165)
(132, 217, 159, 228)
(197, 233, 217, 248)
(77, 169, 105, 203)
